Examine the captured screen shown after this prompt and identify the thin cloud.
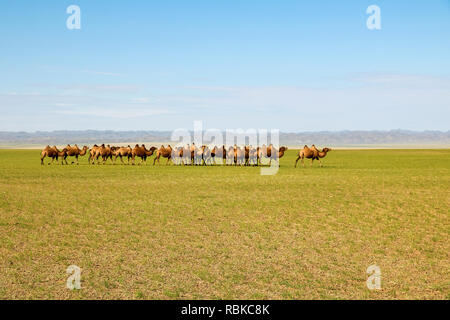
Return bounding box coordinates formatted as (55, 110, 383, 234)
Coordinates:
(53, 107, 172, 119)
(131, 97, 151, 104)
(81, 70, 127, 77)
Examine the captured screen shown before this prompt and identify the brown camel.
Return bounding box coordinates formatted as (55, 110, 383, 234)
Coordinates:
(153, 145, 173, 165)
(40, 145, 65, 165)
(114, 145, 133, 164)
(235, 146, 245, 166)
(295, 145, 314, 167)
(259, 144, 285, 165)
(63, 144, 88, 165)
(257, 144, 274, 165)
(315, 147, 331, 166)
(204, 146, 213, 165)
(247, 146, 258, 166)
(182, 144, 191, 165)
(193, 145, 203, 165)
(171, 146, 184, 165)
(211, 145, 226, 165)
(194, 145, 211, 165)
(190, 143, 196, 164)
(88, 145, 100, 164)
(90, 144, 112, 164)
(277, 146, 288, 159)
(295, 145, 330, 167)
(226, 146, 235, 165)
(100, 144, 113, 164)
(309, 145, 331, 166)
(132, 144, 157, 165)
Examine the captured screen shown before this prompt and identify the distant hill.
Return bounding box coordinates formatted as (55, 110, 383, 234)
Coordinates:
(0, 130, 449, 148)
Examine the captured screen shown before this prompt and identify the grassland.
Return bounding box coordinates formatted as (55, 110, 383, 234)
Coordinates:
(0, 149, 448, 299)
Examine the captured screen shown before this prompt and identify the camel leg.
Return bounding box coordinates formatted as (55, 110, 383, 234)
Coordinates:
(318, 158, 323, 167)
(295, 155, 300, 168)
(76, 155, 79, 165)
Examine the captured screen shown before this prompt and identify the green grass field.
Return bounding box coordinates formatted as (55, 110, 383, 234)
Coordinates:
(0, 149, 448, 299)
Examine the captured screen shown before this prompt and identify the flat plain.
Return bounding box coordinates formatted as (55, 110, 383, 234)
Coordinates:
(0, 149, 448, 299)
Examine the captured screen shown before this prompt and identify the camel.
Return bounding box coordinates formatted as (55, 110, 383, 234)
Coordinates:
(171, 144, 189, 166)
(88, 145, 101, 164)
(100, 144, 113, 164)
(277, 146, 288, 159)
(211, 145, 226, 165)
(257, 144, 274, 165)
(114, 145, 133, 164)
(40, 145, 57, 165)
(235, 146, 245, 166)
(295, 145, 315, 167)
(259, 144, 284, 165)
(182, 144, 191, 165)
(131, 144, 157, 165)
(247, 146, 258, 166)
(63, 144, 88, 165)
(193, 145, 203, 165)
(40, 145, 64, 165)
(226, 146, 235, 165)
(315, 147, 331, 166)
(153, 145, 173, 165)
(90, 144, 113, 164)
(190, 143, 196, 164)
(295, 145, 330, 167)
(170, 146, 183, 165)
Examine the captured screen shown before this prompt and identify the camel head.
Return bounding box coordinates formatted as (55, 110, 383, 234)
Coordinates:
(322, 147, 331, 152)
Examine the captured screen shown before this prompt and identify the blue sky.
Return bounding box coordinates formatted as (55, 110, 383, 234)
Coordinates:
(0, 0, 449, 131)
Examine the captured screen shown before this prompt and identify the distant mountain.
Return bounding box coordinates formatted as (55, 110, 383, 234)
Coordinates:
(0, 130, 449, 148)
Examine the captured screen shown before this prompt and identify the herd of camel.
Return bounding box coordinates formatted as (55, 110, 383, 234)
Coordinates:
(40, 143, 331, 167)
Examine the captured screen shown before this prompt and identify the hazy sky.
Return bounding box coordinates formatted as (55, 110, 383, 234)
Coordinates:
(0, 0, 449, 132)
